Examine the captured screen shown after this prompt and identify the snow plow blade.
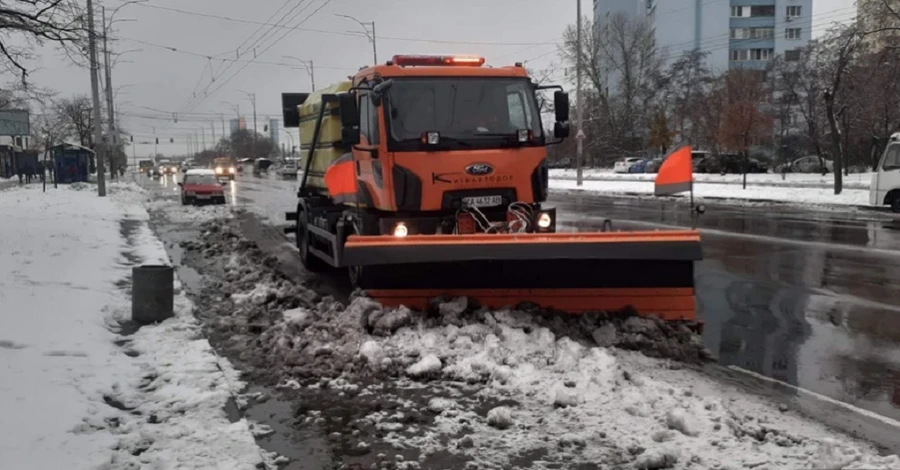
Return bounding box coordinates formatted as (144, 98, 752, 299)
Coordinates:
(343, 230, 702, 322)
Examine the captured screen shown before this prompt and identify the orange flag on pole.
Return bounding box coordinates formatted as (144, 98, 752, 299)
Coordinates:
(654, 145, 693, 196)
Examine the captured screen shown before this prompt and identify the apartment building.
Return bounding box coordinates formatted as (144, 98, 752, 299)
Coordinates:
(593, 0, 814, 73)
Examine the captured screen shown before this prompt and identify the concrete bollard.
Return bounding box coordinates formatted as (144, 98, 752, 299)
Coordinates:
(132, 265, 174, 325)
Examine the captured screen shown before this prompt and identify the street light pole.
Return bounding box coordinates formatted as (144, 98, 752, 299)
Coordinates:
(102, 6, 117, 180)
(575, 0, 584, 187)
(87, 0, 106, 196)
(336, 14, 377, 64)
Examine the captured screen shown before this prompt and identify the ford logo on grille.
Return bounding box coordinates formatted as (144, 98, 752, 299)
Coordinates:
(465, 163, 494, 176)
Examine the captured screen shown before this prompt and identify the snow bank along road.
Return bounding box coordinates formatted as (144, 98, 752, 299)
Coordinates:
(549, 170, 874, 209)
(0, 183, 269, 468)
(132, 172, 900, 469)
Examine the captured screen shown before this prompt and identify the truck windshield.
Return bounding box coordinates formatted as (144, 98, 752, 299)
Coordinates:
(385, 77, 543, 150)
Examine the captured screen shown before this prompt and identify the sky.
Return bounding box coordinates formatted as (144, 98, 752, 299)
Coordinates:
(23, 0, 855, 159)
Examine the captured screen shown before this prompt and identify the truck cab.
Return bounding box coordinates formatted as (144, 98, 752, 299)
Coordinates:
(870, 133, 900, 212)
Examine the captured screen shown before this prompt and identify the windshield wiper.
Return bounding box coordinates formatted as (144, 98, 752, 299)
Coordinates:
(396, 136, 473, 148)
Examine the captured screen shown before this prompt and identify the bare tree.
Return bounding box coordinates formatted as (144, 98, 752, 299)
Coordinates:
(0, 0, 87, 85)
(819, 22, 866, 194)
(718, 70, 774, 184)
(55, 95, 94, 147)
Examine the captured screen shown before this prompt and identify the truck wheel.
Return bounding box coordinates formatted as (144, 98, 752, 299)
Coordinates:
(297, 208, 328, 273)
(892, 196, 900, 214)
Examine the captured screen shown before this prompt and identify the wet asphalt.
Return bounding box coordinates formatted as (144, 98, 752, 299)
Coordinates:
(146, 171, 900, 442)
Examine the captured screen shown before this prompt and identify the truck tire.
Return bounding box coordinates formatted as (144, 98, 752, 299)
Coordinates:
(892, 196, 900, 214)
(296, 207, 328, 273)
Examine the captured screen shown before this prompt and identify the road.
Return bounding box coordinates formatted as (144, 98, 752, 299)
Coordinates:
(150, 171, 900, 427)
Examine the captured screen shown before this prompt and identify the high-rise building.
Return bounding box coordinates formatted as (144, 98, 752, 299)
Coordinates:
(269, 119, 279, 147)
(229, 117, 246, 135)
(592, 0, 814, 74)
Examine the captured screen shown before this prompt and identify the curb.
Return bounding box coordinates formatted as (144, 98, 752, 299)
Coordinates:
(549, 175, 870, 191)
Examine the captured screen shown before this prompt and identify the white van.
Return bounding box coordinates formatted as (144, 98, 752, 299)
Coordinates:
(870, 133, 900, 213)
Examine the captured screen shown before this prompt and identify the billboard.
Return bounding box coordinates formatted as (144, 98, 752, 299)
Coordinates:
(0, 109, 29, 136)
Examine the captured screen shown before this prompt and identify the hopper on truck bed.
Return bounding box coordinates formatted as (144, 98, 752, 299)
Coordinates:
(281, 54, 704, 327)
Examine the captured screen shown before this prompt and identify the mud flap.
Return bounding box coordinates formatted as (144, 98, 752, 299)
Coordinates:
(342, 231, 703, 321)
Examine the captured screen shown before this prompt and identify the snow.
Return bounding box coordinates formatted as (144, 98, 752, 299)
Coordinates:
(551, 177, 872, 207)
(0, 183, 263, 468)
(551, 167, 873, 190)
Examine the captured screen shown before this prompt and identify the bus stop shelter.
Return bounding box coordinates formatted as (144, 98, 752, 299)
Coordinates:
(51, 143, 93, 184)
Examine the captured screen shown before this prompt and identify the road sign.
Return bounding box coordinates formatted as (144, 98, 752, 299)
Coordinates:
(0, 109, 29, 136)
(576, 129, 586, 140)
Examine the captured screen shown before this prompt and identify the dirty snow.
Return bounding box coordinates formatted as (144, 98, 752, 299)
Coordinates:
(184, 216, 900, 469)
(0, 183, 263, 468)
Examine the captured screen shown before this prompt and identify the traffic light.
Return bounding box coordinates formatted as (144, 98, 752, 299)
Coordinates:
(130, 135, 134, 142)
(155, 138, 159, 144)
(264, 124, 268, 132)
(170, 138, 174, 143)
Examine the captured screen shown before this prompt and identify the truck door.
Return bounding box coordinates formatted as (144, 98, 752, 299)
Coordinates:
(354, 80, 387, 210)
(872, 143, 900, 207)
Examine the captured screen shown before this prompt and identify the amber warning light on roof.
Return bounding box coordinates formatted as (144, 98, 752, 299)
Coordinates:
(391, 54, 485, 67)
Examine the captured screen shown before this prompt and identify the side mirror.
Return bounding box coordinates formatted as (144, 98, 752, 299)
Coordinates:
(342, 127, 360, 146)
(554, 122, 570, 139)
(177, 182, 183, 186)
(371, 79, 394, 106)
(339, 93, 359, 128)
(554, 91, 570, 123)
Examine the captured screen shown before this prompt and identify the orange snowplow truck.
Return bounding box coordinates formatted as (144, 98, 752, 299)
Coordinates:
(282, 54, 703, 323)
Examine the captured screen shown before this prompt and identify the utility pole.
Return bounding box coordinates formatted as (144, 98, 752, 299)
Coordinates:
(211, 121, 216, 146)
(153, 126, 158, 157)
(221, 115, 226, 138)
(371, 23, 377, 64)
(87, 0, 106, 196)
(201, 127, 206, 151)
(309, 60, 316, 91)
(101, 6, 117, 180)
(575, 0, 584, 187)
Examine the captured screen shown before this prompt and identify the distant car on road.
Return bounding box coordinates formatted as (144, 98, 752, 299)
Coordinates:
(792, 155, 834, 173)
(614, 157, 645, 173)
(213, 157, 237, 180)
(691, 151, 721, 173)
(179, 169, 226, 205)
(278, 159, 300, 179)
(138, 160, 154, 174)
(153, 160, 178, 177)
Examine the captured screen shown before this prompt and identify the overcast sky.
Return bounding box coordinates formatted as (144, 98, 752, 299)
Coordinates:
(26, 0, 855, 158)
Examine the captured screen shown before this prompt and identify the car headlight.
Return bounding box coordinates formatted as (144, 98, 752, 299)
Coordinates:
(229, 167, 236, 173)
(215, 167, 223, 174)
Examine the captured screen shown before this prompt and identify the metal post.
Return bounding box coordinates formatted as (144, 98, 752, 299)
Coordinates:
(102, 6, 118, 180)
(201, 127, 206, 151)
(371, 22, 377, 64)
(575, 0, 584, 187)
(310, 60, 316, 91)
(211, 121, 216, 146)
(221, 115, 226, 137)
(87, 0, 106, 196)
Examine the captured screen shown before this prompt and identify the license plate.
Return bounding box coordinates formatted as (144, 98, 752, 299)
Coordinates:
(462, 195, 502, 207)
(196, 195, 210, 200)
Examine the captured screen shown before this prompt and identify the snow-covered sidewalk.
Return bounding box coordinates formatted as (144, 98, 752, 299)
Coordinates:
(551, 178, 872, 208)
(0, 183, 264, 468)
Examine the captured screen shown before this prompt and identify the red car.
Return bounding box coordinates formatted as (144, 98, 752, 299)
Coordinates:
(179, 169, 226, 205)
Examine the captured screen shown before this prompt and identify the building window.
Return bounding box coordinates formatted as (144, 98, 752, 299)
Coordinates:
(784, 49, 801, 61)
(786, 6, 802, 17)
(731, 27, 775, 39)
(785, 28, 802, 39)
(751, 5, 776, 17)
(750, 48, 774, 60)
(730, 6, 749, 17)
(730, 49, 749, 61)
(730, 48, 775, 61)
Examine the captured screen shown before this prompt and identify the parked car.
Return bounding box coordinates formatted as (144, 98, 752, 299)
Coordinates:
(871, 133, 900, 212)
(720, 154, 769, 174)
(691, 151, 721, 174)
(644, 157, 664, 173)
(178, 169, 226, 205)
(614, 157, 645, 173)
(628, 159, 648, 173)
(791, 155, 834, 173)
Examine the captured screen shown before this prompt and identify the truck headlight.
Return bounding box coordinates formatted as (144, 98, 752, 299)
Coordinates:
(215, 167, 223, 174)
(393, 222, 408, 237)
(537, 212, 552, 229)
(229, 167, 236, 173)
